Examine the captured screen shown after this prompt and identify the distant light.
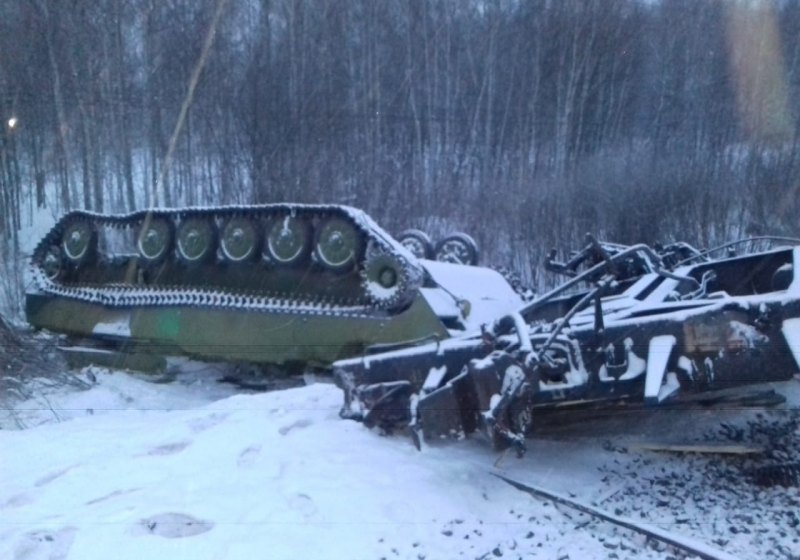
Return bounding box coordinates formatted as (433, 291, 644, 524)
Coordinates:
(7, 117, 17, 129)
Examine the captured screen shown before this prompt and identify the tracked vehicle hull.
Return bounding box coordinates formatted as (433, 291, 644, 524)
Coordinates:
(27, 204, 507, 369)
(25, 291, 448, 368)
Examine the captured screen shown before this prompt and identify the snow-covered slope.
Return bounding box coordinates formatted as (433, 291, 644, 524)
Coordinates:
(2, 366, 799, 560)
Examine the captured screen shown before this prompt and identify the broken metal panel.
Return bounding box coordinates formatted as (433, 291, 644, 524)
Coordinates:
(644, 335, 676, 404)
(334, 337, 492, 423)
(781, 318, 800, 370)
(790, 247, 800, 293)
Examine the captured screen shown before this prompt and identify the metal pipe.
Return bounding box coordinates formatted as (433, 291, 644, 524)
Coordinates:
(519, 244, 660, 318)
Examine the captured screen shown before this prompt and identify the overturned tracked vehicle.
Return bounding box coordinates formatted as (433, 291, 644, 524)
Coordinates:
(26, 205, 520, 374)
(336, 236, 800, 454)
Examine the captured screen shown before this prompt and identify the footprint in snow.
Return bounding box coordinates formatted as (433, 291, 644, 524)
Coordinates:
(144, 440, 191, 456)
(133, 512, 214, 539)
(288, 493, 317, 517)
(12, 526, 77, 560)
(85, 488, 141, 506)
(1, 493, 34, 509)
(278, 418, 313, 436)
(237, 445, 262, 468)
(187, 412, 229, 433)
(34, 465, 79, 488)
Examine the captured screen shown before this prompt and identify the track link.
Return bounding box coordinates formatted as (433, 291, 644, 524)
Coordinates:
(31, 204, 424, 317)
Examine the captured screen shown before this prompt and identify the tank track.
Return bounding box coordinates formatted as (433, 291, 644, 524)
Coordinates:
(31, 204, 424, 317)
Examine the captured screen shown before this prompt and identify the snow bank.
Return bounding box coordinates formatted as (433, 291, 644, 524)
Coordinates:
(2, 366, 798, 559)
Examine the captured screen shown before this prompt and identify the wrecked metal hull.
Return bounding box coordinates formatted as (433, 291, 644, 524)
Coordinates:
(335, 240, 800, 453)
(25, 204, 520, 371)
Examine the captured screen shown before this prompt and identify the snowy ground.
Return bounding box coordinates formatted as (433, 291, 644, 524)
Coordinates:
(2, 363, 799, 560)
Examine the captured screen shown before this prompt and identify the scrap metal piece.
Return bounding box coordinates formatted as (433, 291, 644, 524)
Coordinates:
(644, 335, 676, 404)
(781, 318, 800, 369)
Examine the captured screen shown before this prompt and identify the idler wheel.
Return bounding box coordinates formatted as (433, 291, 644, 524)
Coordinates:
(265, 215, 311, 265)
(314, 217, 362, 271)
(41, 245, 64, 280)
(176, 217, 217, 264)
(221, 217, 260, 262)
(137, 216, 173, 263)
(434, 232, 479, 266)
(361, 252, 410, 308)
(396, 229, 433, 260)
(61, 221, 97, 265)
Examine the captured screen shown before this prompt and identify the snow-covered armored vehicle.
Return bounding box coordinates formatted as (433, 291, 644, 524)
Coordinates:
(25, 204, 521, 374)
(335, 236, 800, 454)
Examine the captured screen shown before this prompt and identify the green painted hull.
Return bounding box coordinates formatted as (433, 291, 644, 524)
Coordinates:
(26, 292, 449, 368)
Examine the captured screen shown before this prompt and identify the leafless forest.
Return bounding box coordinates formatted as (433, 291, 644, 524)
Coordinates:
(2, 0, 800, 314)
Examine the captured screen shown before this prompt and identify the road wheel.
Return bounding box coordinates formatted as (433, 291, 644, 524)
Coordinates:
(397, 229, 433, 260)
(41, 245, 64, 280)
(221, 217, 260, 262)
(314, 217, 362, 271)
(137, 216, 173, 264)
(434, 232, 479, 265)
(265, 215, 311, 265)
(176, 217, 217, 264)
(61, 220, 97, 265)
